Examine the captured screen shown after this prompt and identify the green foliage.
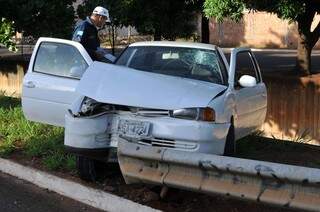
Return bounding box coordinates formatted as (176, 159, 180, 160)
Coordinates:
(128, 0, 198, 40)
(0, 95, 76, 172)
(0, 0, 75, 39)
(77, 0, 132, 27)
(24, 128, 64, 157)
(43, 153, 65, 171)
(244, 0, 306, 21)
(65, 155, 77, 171)
(78, 0, 199, 41)
(204, 0, 320, 74)
(204, 0, 244, 22)
(0, 18, 17, 52)
(42, 150, 76, 171)
(203, 0, 314, 22)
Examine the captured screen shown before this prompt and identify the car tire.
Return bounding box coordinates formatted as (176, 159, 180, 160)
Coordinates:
(76, 156, 105, 182)
(224, 124, 236, 156)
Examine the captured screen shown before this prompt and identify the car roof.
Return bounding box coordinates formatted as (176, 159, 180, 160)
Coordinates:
(129, 41, 217, 51)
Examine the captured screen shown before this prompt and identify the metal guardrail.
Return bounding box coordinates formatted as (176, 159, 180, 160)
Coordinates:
(117, 140, 320, 212)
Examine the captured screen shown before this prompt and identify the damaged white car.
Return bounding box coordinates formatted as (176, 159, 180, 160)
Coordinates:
(22, 37, 267, 181)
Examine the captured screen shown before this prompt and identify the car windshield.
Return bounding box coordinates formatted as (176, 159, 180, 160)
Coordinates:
(115, 46, 225, 84)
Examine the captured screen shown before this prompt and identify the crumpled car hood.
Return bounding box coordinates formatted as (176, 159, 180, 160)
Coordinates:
(76, 62, 227, 110)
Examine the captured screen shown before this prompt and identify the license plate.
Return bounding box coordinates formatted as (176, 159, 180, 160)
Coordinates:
(118, 119, 150, 137)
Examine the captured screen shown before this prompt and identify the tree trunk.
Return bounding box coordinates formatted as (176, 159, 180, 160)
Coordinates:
(296, 33, 312, 75)
(295, 4, 320, 75)
(154, 29, 161, 41)
(201, 16, 209, 43)
(112, 25, 116, 56)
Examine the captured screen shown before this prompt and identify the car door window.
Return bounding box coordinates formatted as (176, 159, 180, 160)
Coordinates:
(217, 52, 228, 85)
(33, 42, 88, 79)
(234, 51, 260, 89)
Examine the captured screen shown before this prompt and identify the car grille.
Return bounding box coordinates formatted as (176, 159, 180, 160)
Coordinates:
(132, 108, 170, 117)
(138, 137, 198, 151)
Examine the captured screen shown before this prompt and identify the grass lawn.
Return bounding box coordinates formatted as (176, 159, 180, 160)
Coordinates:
(0, 95, 76, 171)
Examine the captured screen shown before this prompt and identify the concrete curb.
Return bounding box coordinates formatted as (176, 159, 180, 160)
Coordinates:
(0, 158, 160, 212)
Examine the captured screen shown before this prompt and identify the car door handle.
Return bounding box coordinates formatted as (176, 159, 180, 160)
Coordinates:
(24, 81, 35, 88)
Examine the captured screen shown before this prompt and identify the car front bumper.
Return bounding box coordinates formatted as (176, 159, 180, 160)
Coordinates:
(64, 111, 230, 156)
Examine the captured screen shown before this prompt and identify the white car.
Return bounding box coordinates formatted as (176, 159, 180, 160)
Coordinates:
(22, 38, 267, 180)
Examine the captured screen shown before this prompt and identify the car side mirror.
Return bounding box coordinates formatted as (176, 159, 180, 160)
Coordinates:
(70, 66, 85, 78)
(238, 75, 257, 88)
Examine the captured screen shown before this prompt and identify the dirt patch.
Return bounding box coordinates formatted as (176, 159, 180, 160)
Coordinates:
(236, 136, 320, 169)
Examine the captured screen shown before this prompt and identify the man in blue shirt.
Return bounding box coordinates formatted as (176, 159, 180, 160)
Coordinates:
(72, 6, 110, 61)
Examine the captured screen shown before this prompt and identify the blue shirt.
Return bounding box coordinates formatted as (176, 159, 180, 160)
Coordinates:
(72, 17, 100, 60)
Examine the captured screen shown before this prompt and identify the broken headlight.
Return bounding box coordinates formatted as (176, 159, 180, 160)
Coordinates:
(80, 97, 99, 114)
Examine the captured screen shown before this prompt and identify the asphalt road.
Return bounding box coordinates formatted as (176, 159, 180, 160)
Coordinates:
(223, 49, 320, 73)
(0, 171, 102, 212)
(2, 45, 320, 73)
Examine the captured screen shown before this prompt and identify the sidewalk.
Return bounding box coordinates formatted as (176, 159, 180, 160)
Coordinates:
(0, 158, 159, 212)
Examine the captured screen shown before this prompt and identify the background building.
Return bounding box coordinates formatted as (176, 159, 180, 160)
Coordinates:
(209, 11, 320, 49)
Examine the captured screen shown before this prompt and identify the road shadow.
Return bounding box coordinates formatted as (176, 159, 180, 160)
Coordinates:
(0, 95, 20, 109)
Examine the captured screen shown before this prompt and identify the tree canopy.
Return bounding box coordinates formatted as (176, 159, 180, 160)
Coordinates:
(78, 0, 200, 41)
(77, 0, 132, 27)
(204, 0, 320, 74)
(129, 0, 199, 41)
(0, 0, 75, 39)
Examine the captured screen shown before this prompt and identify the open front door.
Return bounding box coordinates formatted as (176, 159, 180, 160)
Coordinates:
(22, 37, 92, 127)
(228, 48, 267, 139)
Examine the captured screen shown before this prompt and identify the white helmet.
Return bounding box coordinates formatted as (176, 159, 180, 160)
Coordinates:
(92, 6, 110, 23)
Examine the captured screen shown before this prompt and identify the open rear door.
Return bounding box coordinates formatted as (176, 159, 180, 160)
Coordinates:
(22, 37, 92, 127)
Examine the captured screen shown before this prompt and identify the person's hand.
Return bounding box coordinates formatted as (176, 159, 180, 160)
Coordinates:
(104, 54, 116, 63)
(95, 49, 106, 60)
(94, 49, 115, 63)
(96, 47, 108, 55)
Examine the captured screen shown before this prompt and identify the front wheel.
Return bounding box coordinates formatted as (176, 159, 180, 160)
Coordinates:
(223, 124, 236, 156)
(76, 156, 105, 182)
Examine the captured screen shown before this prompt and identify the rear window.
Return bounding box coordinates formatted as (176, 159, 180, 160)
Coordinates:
(116, 46, 225, 85)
